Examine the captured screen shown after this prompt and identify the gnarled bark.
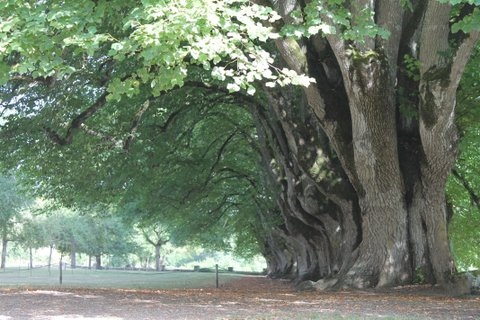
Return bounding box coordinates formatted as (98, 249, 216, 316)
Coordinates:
(255, 0, 479, 290)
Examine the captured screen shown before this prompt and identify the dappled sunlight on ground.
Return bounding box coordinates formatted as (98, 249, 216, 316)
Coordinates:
(0, 277, 479, 319)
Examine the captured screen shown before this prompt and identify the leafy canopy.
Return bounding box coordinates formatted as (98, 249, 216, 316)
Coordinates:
(0, 0, 314, 98)
(2, 0, 478, 98)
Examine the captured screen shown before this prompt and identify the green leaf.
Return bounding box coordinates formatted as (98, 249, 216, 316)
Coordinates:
(451, 8, 480, 33)
(0, 60, 10, 85)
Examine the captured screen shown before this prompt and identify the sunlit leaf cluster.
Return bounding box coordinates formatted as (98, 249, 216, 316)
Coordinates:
(0, 0, 314, 98)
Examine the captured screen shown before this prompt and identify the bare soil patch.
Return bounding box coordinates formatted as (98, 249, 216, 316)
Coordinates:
(1, 276, 479, 319)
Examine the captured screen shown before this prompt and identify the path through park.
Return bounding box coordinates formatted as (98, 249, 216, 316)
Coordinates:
(0, 276, 479, 319)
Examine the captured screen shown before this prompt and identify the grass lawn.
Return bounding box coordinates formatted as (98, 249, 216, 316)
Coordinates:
(0, 267, 250, 289)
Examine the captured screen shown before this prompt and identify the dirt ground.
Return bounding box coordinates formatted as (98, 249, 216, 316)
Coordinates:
(0, 276, 479, 319)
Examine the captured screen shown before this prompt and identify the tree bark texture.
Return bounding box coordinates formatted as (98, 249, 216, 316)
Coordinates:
(155, 245, 162, 271)
(259, 227, 295, 278)
(255, 0, 479, 289)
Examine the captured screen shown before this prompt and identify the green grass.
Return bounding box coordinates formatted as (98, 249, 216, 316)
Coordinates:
(0, 267, 249, 289)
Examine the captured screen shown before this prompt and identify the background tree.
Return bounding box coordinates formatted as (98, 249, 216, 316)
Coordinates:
(138, 223, 169, 271)
(0, 175, 30, 269)
(18, 214, 48, 269)
(75, 214, 136, 269)
(46, 210, 82, 268)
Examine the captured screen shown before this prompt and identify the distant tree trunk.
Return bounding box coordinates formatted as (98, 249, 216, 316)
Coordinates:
(70, 240, 76, 269)
(155, 245, 161, 271)
(143, 229, 168, 271)
(95, 255, 102, 269)
(48, 244, 53, 270)
(29, 247, 33, 269)
(1, 234, 7, 269)
(88, 255, 92, 269)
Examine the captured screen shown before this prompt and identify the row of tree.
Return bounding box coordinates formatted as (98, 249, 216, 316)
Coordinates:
(0, 0, 479, 291)
(0, 179, 172, 271)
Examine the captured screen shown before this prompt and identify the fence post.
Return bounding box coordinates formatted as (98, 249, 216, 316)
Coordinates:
(59, 257, 63, 285)
(215, 264, 219, 288)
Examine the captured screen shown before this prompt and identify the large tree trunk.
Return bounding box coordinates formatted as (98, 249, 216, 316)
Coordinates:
(414, 1, 479, 287)
(338, 58, 410, 288)
(253, 0, 479, 290)
(261, 228, 295, 278)
(255, 203, 296, 278)
(253, 86, 355, 285)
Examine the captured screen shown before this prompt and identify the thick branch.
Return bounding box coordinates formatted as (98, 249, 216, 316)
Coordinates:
(449, 30, 480, 92)
(79, 123, 118, 145)
(44, 91, 108, 146)
(217, 167, 257, 189)
(418, 0, 451, 74)
(201, 131, 239, 189)
(399, 0, 427, 58)
(375, 0, 404, 79)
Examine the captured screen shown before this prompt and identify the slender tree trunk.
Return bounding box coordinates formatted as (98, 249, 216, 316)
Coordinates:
(1, 236, 7, 269)
(70, 240, 76, 269)
(48, 245, 53, 270)
(144, 256, 150, 270)
(29, 247, 33, 269)
(155, 245, 161, 271)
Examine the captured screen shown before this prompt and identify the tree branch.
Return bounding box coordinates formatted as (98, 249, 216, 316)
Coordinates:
(217, 167, 258, 189)
(123, 99, 151, 151)
(375, 0, 404, 79)
(418, 0, 451, 74)
(452, 168, 480, 208)
(44, 91, 108, 146)
(79, 123, 119, 146)
(449, 30, 480, 92)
